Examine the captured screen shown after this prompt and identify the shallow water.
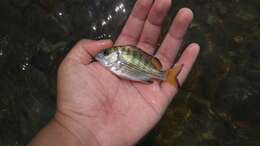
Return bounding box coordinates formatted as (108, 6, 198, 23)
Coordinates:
(0, 0, 260, 146)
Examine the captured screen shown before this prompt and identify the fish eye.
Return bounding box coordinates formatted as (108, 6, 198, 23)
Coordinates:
(103, 49, 110, 56)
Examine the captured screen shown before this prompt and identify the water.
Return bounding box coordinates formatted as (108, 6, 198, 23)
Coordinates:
(0, 0, 260, 146)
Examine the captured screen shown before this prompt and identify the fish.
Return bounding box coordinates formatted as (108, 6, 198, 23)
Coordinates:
(95, 45, 183, 88)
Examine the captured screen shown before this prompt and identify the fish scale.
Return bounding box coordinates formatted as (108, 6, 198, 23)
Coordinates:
(121, 47, 155, 74)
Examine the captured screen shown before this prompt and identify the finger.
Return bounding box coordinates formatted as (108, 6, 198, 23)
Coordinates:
(65, 39, 113, 65)
(161, 43, 200, 101)
(137, 0, 172, 54)
(155, 8, 193, 69)
(115, 0, 153, 46)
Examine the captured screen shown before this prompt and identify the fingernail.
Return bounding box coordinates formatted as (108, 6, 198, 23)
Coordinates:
(95, 39, 113, 46)
(178, 8, 194, 20)
(102, 39, 113, 45)
(190, 43, 200, 49)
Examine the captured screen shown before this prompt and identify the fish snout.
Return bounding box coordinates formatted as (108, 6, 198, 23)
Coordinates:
(95, 52, 104, 61)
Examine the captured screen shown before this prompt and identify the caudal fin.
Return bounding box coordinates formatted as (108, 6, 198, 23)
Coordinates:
(165, 64, 183, 88)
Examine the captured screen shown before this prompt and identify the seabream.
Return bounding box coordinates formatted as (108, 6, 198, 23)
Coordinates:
(95, 45, 183, 88)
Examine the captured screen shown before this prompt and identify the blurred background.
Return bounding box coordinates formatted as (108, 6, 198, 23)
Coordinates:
(0, 0, 260, 145)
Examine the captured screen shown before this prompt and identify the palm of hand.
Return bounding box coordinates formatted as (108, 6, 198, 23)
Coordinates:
(56, 0, 199, 145)
(58, 58, 167, 145)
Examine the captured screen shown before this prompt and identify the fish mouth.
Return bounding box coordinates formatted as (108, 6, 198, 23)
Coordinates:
(95, 53, 104, 61)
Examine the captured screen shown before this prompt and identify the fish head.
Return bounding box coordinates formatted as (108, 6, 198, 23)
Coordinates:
(95, 48, 118, 67)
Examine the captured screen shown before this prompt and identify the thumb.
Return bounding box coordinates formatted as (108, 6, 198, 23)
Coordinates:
(65, 39, 113, 65)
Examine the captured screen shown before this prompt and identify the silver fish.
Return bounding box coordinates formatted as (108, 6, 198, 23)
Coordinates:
(95, 45, 182, 87)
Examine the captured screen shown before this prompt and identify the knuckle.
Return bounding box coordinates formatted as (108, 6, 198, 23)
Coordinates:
(154, 0, 171, 13)
(159, 52, 172, 66)
(138, 0, 153, 10)
(75, 39, 92, 47)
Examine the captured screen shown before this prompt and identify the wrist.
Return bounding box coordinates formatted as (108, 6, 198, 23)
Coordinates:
(54, 110, 101, 146)
(28, 116, 94, 146)
(28, 111, 100, 146)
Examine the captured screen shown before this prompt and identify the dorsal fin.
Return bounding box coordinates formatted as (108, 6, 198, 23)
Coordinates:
(151, 57, 162, 70)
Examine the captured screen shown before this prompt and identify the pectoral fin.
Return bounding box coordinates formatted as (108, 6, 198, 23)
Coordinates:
(151, 57, 162, 70)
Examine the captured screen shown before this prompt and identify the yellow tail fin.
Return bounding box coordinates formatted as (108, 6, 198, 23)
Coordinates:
(165, 64, 183, 88)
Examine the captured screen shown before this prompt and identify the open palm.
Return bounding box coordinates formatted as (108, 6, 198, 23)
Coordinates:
(56, 0, 199, 146)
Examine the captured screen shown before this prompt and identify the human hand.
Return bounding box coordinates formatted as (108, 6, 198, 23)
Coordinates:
(54, 0, 199, 146)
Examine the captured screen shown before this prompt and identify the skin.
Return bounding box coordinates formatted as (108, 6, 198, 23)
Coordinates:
(28, 0, 200, 146)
